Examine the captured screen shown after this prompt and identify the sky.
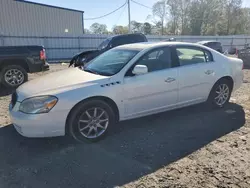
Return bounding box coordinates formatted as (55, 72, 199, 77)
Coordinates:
(29, 0, 250, 31)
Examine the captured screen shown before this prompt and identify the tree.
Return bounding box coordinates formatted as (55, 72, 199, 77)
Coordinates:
(188, 0, 207, 35)
(179, 0, 191, 35)
(90, 23, 108, 34)
(112, 25, 128, 34)
(237, 8, 250, 35)
(87, 0, 250, 36)
(167, 0, 181, 35)
(152, 0, 168, 35)
(84, 28, 91, 34)
(131, 21, 143, 33)
(143, 22, 152, 35)
(201, 0, 224, 35)
(225, 0, 242, 35)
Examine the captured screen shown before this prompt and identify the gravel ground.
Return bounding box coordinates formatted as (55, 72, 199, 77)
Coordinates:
(0, 64, 249, 188)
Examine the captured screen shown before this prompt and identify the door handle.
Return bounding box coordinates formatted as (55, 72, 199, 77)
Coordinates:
(205, 70, 214, 75)
(165, 77, 176, 83)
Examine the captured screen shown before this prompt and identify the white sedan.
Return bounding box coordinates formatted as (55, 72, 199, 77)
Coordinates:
(9, 42, 244, 142)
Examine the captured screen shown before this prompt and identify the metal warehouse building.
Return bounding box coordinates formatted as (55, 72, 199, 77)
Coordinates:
(0, 0, 84, 36)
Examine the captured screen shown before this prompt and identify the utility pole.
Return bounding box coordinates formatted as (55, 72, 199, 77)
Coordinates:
(128, 0, 131, 33)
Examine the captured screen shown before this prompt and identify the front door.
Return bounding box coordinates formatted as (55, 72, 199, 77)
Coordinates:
(122, 47, 178, 119)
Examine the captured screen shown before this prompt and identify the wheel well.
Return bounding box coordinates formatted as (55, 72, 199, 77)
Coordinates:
(218, 76, 234, 90)
(0, 59, 29, 72)
(65, 96, 120, 135)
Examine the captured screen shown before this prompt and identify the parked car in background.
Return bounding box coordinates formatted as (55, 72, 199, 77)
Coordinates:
(163, 38, 176, 42)
(224, 44, 250, 68)
(69, 33, 148, 67)
(197, 41, 223, 53)
(238, 43, 250, 68)
(224, 46, 239, 58)
(9, 42, 243, 142)
(0, 45, 49, 88)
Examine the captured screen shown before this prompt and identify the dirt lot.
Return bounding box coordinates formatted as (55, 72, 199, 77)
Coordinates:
(0, 64, 249, 188)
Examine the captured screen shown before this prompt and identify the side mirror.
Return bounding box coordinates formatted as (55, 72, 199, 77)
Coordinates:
(132, 65, 148, 75)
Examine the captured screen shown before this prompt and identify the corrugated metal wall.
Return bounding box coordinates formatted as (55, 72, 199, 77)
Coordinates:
(1, 34, 249, 61)
(0, 0, 83, 36)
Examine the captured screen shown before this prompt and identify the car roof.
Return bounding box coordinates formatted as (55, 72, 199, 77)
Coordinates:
(106, 33, 146, 40)
(115, 42, 206, 50)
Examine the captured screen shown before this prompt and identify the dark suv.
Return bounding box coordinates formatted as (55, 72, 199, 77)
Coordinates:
(70, 33, 148, 67)
(197, 41, 223, 53)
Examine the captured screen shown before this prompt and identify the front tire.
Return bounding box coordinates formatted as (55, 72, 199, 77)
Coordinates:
(68, 100, 116, 143)
(0, 65, 28, 88)
(207, 79, 232, 108)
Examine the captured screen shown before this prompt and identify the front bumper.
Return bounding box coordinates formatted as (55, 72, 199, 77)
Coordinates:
(9, 102, 67, 138)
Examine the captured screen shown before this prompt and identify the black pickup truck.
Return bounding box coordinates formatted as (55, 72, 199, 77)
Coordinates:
(0, 45, 49, 88)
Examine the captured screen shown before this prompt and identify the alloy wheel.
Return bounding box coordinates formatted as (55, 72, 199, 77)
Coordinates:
(78, 107, 109, 139)
(4, 69, 24, 86)
(214, 84, 230, 106)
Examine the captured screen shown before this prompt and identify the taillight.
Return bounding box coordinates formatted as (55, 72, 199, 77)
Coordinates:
(40, 49, 46, 60)
(235, 48, 238, 57)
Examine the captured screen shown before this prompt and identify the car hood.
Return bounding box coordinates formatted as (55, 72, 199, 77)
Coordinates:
(17, 67, 108, 99)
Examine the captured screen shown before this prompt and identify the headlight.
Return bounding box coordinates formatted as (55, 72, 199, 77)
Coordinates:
(19, 96, 58, 114)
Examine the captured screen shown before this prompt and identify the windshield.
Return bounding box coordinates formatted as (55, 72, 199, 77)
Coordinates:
(84, 49, 139, 76)
(97, 39, 111, 50)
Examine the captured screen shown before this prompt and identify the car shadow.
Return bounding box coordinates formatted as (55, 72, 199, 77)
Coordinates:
(0, 85, 15, 97)
(0, 103, 245, 188)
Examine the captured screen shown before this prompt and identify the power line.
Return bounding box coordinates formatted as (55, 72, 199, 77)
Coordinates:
(130, 0, 152, 10)
(84, 1, 127, 20)
(113, 4, 127, 26)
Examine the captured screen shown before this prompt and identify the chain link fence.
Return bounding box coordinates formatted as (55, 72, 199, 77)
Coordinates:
(0, 34, 250, 62)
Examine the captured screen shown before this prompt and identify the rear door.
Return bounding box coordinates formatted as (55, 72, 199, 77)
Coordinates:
(175, 46, 218, 105)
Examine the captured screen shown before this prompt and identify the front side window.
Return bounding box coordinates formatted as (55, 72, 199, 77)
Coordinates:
(133, 47, 172, 73)
(84, 49, 139, 76)
(176, 47, 213, 66)
(97, 39, 111, 50)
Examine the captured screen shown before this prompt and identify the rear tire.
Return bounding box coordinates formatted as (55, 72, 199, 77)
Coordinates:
(0, 65, 28, 88)
(68, 100, 116, 143)
(207, 79, 232, 108)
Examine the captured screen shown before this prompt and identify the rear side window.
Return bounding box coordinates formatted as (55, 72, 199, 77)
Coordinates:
(112, 35, 146, 47)
(176, 47, 213, 66)
(112, 36, 128, 47)
(128, 35, 146, 43)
